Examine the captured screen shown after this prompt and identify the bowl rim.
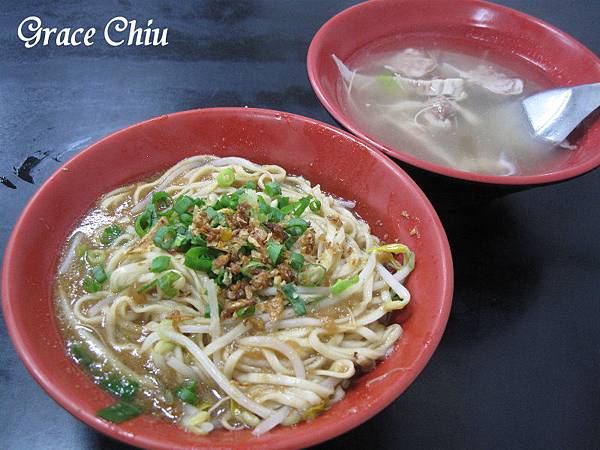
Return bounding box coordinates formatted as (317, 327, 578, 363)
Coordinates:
(307, 0, 600, 186)
(2, 107, 453, 449)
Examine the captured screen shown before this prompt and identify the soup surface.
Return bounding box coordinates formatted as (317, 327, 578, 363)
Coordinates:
(334, 45, 573, 176)
(55, 155, 414, 435)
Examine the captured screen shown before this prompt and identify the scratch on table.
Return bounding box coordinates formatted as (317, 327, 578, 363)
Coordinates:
(54, 137, 92, 161)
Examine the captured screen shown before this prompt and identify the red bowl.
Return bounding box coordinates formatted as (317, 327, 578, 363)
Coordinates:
(2, 108, 452, 449)
(307, 0, 600, 186)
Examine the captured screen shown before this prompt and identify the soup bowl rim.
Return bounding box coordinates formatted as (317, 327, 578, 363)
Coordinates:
(307, 0, 600, 185)
(2, 107, 454, 449)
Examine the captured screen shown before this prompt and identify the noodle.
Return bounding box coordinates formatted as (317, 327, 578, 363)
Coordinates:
(54, 155, 415, 435)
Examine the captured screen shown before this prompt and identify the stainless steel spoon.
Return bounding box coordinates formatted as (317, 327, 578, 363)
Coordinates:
(522, 82, 600, 144)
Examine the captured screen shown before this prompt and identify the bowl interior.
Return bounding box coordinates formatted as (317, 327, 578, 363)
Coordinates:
(307, 0, 600, 185)
(2, 108, 453, 450)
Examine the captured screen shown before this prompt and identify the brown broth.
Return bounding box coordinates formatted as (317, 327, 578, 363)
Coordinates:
(54, 167, 391, 429)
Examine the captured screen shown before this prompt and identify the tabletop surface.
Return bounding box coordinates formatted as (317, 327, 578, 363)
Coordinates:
(1, 1, 599, 449)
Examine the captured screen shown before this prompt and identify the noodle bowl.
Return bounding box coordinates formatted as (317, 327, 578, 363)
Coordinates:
(55, 155, 414, 435)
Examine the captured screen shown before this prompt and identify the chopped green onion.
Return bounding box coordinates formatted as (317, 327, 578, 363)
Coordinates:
(190, 235, 207, 247)
(330, 275, 359, 294)
(172, 233, 190, 249)
(173, 380, 199, 405)
(150, 256, 171, 273)
(281, 284, 306, 316)
(256, 196, 271, 221)
(206, 206, 226, 227)
(206, 205, 218, 218)
(153, 226, 177, 250)
(277, 196, 290, 208)
(291, 196, 312, 217)
(175, 390, 198, 407)
(285, 217, 309, 236)
(376, 73, 398, 92)
(238, 190, 258, 208)
(157, 271, 180, 298)
(75, 244, 88, 258)
(243, 181, 257, 190)
(86, 249, 106, 265)
(82, 277, 102, 293)
(179, 212, 193, 225)
(235, 304, 256, 318)
(280, 203, 295, 214)
(289, 252, 304, 271)
(266, 240, 284, 266)
(309, 198, 321, 212)
(96, 401, 142, 423)
(298, 264, 326, 286)
(204, 303, 222, 318)
(172, 232, 191, 249)
(257, 195, 270, 211)
(135, 205, 157, 237)
(92, 266, 108, 283)
(264, 181, 282, 197)
(70, 343, 93, 369)
(137, 279, 157, 293)
(216, 167, 235, 187)
(284, 236, 298, 250)
(239, 244, 253, 256)
(214, 193, 239, 210)
(258, 196, 284, 223)
(167, 213, 179, 225)
(269, 207, 284, 223)
(152, 191, 173, 215)
(214, 269, 232, 287)
(99, 375, 139, 400)
(181, 379, 196, 389)
(240, 261, 268, 277)
(174, 195, 195, 215)
(152, 191, 169, 202)
(100, 224, 122, 245)
(184, 247, 212, 272)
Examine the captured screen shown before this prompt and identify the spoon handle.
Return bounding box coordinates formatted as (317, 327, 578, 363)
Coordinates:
(571, 81, 600, 108)
(525, 82, 600, 143)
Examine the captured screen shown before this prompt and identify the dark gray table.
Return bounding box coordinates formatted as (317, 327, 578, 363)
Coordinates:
(1, 1, 599, 449)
